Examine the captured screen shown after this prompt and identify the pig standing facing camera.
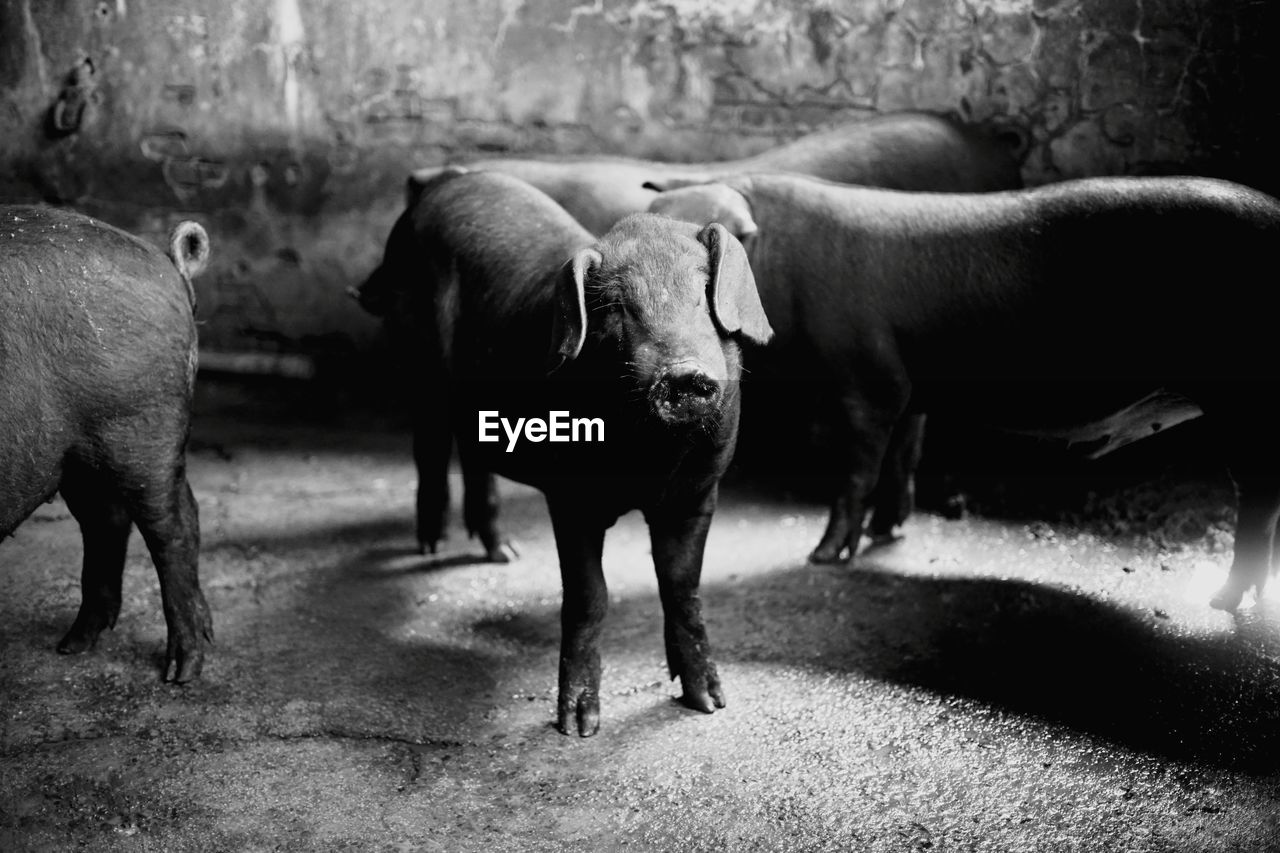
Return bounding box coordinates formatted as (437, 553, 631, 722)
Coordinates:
(0, 206, 213, 682)
(358, 169, 771, 736)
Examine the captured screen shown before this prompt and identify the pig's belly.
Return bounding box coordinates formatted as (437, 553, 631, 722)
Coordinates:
(0, 460, 63, 537)
(0, 389, 72, 535)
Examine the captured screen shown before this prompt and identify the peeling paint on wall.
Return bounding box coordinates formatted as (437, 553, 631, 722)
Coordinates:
(275, 0, 307, 140)
(0, 0, 1275, 367)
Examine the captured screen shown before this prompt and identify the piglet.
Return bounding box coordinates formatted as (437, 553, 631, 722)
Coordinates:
(358, 169, 771, 735)
(0, 205, 213, 682)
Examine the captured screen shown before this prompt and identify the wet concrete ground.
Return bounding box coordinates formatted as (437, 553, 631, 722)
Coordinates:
(2, 377, 1279, 852)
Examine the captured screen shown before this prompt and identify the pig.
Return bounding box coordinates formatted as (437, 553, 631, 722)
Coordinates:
(407, 111, 1024, 235)
(0, 205, 213, 682)
(647, 173, 1280, 612)
(356, 169, 771, 736)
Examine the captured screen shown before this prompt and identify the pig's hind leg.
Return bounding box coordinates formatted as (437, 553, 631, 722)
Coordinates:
(1212, 470, 1280, 612)
(460, 454, 517, 563)
(1207, 400, 1280, 611)
(866, 413, 926, 543)
(130, 462, 210, 682)
(89, 424, 212, 682)
(56, 460, 133, 655)
(809, 390, 905, 564)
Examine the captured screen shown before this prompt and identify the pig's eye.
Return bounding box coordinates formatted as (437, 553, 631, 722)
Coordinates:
(587, 297, 628, 339)
(617, 302, 651, 330)
(601, 296, 636, 321)
(615, 304, 639, 331)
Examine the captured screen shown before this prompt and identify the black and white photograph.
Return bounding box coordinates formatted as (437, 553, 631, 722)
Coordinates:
(1, 0, 1278, 849)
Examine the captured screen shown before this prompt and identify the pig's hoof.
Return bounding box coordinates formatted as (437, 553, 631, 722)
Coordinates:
(808, 545, 847, 564)
(867, 528, 904, 547)
(56, 611, 112, 655)
(556, 687, 600, 738)
(164, 647, 205, 684)
(941, 495, 968, 520)
(165, 623, 212, 683)
(679, 676, 726, 714)
(56, 631, 98, 656)
(1209, 582, 1248, 613)
(486, 541, 519, 563)
(418, 541, 439, 556)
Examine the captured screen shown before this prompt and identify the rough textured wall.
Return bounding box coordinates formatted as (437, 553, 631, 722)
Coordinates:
(1, 0, 1274, 371)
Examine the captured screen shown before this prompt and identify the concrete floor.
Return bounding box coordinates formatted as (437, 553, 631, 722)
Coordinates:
(2, 377, 1279, 852)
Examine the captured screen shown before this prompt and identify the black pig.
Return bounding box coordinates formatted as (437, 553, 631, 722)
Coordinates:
(649, 174, 1280, 611)
(358, 170, 771, 735)
(406, 111, 1024, 235)
(0, 206, 212, 681)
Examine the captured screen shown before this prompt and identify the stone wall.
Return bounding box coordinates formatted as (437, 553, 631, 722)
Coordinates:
(1, 0, 1274, 372)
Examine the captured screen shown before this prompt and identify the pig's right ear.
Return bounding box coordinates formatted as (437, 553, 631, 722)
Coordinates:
(699, 222, 773, 347)
(548, 247, 600, 372)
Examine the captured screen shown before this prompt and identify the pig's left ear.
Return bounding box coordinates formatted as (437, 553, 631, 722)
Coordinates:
(699, 222, 773, 346)
(548, 247, 600, 372)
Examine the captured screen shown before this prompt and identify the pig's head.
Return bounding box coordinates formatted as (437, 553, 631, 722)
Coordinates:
(645, 182, 759, 243)
(351, 165, 470, 319)
(550, 213, 772, 426)
(351, 220, 408, 319)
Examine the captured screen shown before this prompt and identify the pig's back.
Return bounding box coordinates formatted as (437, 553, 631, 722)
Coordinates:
(0, 206, 196, 521)
(737, 112, 1023, 191)
(739, 174, 1280, 385)
(419, 171, 594, 271)
(0, 205, 195, 399)
(414, 172, 595, 371)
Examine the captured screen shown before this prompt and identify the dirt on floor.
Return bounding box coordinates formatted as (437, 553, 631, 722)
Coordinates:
(2, 376, 1278, 852)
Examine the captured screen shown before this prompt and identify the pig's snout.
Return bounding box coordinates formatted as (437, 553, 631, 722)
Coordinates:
(649, 366, 723, 425)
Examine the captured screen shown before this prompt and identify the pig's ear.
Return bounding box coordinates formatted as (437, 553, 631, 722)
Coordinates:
(699, 222, 773, 346)
(405, 170, 437, 208)
(642, 175, 708, 193)
(649, 185, 759, 240)
(549, 247, 600, 372)
(718, 198, 759, 240)
(406, 165, 467, 208)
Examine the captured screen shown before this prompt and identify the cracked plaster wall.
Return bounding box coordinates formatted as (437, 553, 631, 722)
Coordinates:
(0, 0, 1274, 366)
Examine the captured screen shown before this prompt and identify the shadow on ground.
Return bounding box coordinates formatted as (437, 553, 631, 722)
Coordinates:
(477, 553, 1280, 775)
(5, 375, 1278, 851)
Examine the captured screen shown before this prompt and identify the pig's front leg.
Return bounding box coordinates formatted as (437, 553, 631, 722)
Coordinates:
(547, 497, 610, 737)
(646, 489, 725, 714)
(412, 395, 452, 555)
